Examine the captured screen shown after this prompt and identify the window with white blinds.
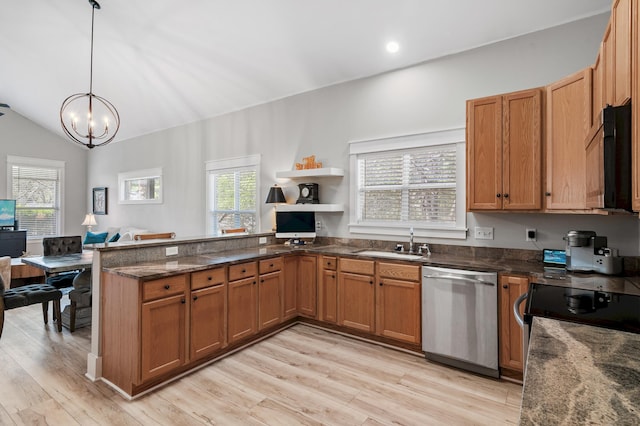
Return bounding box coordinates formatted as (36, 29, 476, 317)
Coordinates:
(205, 155, 260, 235)
(7, 156, 64, 238)
(349, 129, 467, 239)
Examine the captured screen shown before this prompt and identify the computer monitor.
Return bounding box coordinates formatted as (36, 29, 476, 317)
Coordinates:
(0, 199, 16, 229)
(275, 211, 316, 239)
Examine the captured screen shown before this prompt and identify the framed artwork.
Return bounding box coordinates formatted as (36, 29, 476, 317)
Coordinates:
(93, 187, 108, 215)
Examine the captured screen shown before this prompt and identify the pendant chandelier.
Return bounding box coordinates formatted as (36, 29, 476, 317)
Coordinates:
(60, 0, 119, 149)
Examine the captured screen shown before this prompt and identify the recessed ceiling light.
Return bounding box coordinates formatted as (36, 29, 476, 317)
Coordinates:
(386, 41, 400, 54)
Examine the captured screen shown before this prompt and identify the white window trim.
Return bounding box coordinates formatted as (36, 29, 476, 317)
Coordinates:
(205, 154, 261, 236)
(348, 128, 467, 240)
(118, 167, 163, 204)
(7, 155, 66, 239)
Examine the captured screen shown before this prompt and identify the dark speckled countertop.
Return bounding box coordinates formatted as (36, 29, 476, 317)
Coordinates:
(520, 317, 640, 425)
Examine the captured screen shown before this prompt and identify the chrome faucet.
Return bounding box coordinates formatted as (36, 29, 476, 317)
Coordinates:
(409, 227, 414, 253)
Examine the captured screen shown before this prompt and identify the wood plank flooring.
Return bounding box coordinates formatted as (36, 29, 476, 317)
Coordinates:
(0, 303, 522, 425)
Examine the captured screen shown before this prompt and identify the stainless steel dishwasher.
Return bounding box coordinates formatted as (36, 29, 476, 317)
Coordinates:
(422, 266, 499, 378)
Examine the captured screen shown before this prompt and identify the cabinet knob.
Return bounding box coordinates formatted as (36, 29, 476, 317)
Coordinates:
(164, 285, 170, 290)
(379, 282, 383, 286)
(369, 280, 373, 285)
(496, 193, 501, 198)
(504, 193, 509, 199)
(502, 285, 508, 289)
(193, 295, 198, 301)
(207, 276, 212, 281)
(261, 279, 265, 283)
(181, 299, 186, 304)
(545, 192, 551, 196)
(270, 263, 274, 267)
(253, 281, 256, 285)
(242, 269, 246, 273)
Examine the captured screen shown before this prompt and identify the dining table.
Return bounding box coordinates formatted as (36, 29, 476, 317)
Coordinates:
(21, 251, 93, 277)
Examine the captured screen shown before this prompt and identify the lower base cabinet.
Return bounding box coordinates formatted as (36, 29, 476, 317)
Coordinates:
(227, 262, 258, 344)
(297, 255, 318, 318)
(338, 258, 375, 332)
(498, 274, 529, 373)
(190, 267, 227, 361)
(376, 262, 421, 345)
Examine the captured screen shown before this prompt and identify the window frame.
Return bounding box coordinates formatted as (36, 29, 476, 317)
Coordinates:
(205, 154, 260, 236)
(348, 128, 467, 240)
(7, 155, 65, 240)
(118, 168, 163, 204)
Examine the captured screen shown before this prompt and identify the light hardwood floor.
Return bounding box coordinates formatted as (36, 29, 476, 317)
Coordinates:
(0, 303, 522, 425)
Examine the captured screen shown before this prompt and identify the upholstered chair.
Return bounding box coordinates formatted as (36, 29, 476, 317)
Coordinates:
(67, 270, 92, 332)
(42, 236, 83, 289)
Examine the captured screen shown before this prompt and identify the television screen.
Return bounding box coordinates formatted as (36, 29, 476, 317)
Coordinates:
(275, 211, 316, 238)
(0, 199, 16, 227)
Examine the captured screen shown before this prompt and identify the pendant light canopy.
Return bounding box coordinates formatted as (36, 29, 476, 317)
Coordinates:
(60, 0, 120, 149)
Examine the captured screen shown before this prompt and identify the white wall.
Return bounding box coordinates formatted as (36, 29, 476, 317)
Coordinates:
(0, 109, 88, 255)
(88, 13, 639, 255)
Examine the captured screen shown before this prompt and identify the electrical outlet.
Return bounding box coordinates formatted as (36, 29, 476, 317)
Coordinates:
(315, 220, 322, 230)
(474, 226, 494, 240)
(165, 246, 178, 256)
(526, 228, 537, 241)
(259, 237, 267, 245)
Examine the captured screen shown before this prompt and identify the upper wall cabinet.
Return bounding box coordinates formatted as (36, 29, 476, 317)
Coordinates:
(545, 68, 592, 210)
(592, 46, 605, 125)
(466, 88, 542, 211)
(613, 0, 632, 106)
(632, 1, 640, 211)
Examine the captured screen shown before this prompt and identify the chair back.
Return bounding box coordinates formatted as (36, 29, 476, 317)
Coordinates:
(0, 256, 10, 293)
(43, 236, 82, 256)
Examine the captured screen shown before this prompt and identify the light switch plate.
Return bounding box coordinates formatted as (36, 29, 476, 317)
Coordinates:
(475, 227, 494, 240)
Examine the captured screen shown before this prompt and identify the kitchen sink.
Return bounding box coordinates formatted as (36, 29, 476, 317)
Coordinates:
(355, 250, 424, 260)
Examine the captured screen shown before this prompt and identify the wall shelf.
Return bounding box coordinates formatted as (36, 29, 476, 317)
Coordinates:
(275, 167, 344, 179)
(275, 203, 344, 212)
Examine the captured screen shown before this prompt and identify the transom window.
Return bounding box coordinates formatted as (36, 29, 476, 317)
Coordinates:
(118, 168, 162, 204)
(349, 129, 467, 239)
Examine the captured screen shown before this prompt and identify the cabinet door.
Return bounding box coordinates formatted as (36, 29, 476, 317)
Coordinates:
(282, 256, 298, 320)
(613, 0, 632, 106)
(297, 255, 317, 318)
(141, 294, 186, 382)
(320, 268, 338, 323)
(603, 22, 615, 107)
(259, 271, 282, 330)
(228, 276, 257, 343)
(502, 89, 542, 210)
(545, 68, 592, 210)
(466, 95, 503, 210)
(592, 48, 604, 125)
(498, 275, 528, 372)
(338, 272, 374, 332)
(376, 277, 421, 344)
(190, 284, 226, 361)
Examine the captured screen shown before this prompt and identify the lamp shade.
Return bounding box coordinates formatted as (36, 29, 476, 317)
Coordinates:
(265, 185, 286, 203)
(81, 213, 97, 226)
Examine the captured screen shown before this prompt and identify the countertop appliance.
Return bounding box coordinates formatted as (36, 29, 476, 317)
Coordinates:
(514, 282, 640, 371)
(422, 266, 498, 378)
(564, 230, 622, 275)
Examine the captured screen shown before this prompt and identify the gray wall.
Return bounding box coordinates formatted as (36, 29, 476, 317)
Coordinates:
(0, 109, 88, 255)
(86, 12, 639, 256)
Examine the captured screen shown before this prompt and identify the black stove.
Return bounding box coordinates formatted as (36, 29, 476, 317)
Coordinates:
(525, 283, 640, 334)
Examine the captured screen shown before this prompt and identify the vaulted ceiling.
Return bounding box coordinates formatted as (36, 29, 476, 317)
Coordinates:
(0, 0, 610, 143)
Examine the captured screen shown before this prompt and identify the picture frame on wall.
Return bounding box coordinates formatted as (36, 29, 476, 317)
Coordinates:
(93, 187, 108, 215)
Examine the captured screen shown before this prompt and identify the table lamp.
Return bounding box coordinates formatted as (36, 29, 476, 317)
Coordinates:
(81, 213, 97, 232)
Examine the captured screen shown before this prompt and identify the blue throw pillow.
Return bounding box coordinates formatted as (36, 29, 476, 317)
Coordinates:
(84, 231, 108, 244)
(108, 232, 120, 242)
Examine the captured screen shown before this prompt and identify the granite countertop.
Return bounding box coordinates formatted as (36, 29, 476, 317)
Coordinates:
(520, 317, 640, 425)
(102, 244, 640, 293)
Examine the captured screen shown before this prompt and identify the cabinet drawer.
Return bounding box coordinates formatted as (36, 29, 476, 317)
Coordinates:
(340, 258, 375, 275)
(322, 256, 337, 270)
(378, 262, 420, 281)
(229, 262, 257, 281)
(143, 275, 187, 302)
(259, 257, 282, 274)
(191, 267, 225, 290)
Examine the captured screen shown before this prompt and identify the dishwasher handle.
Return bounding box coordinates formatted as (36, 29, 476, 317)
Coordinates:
(513, 292, 528, 328)
(423, 274, 495, 286)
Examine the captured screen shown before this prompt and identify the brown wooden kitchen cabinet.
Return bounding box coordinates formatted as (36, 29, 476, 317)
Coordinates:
(338, 258, 375, 333)
(227, 261, 258, 344)
(282, 255, 298, 320)
(190, 267, 227, 361)
(612, 0, 632, 106)
(466, 88, 542, 211)
(258, 257, 282, 330)
(545, 68, 592, 210)
(633, 0, 640, 211)
(319, 256, 338, 323)
(603, 21, 615, 107)
(498, 274, 529, 374)
(592, 47, 604, 125)
(297, 255, 317, 318)
(375, 262, 421, 345)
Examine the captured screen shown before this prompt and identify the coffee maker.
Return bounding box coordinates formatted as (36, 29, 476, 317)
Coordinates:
(564, 230, 622, 275)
